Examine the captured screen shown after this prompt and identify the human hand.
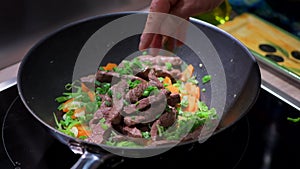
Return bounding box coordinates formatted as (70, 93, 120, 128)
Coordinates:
(139, 0, 224, 53)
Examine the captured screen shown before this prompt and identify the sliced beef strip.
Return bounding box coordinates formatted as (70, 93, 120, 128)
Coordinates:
(122, 104, 137, 115)
(123, 115, 146, 126)
(181, 125, 204, 142)
(152, 65, 182, 80)
(100, 80, 128, 125)
(122, 94, 158, 115)
(89, 103, 112, 130)
(125, 82, 149, 103)
(86, 123, 112, 144)
(89, 107, 112, 126)
(96, 71, 119, 83)
(150, 120, 160, 141)
(137, 55, 183, 66)
(103, 107, 122, 125)
(98, 94, 112, 108)
(80, 74, 96, 89)
(135, 68, 150, 80)
(148, 69, 163, 89)
(96, 70, 146, 84)
(110, 79, 128, 111)
(159, 107, 177, 128)
(167, 93, 180, 107)
(123, 126, 142, 138)
(123, 91, 167, 126)
(149, 107, 177, 141)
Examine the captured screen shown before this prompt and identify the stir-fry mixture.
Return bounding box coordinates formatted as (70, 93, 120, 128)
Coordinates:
(54, 55, 217, 147)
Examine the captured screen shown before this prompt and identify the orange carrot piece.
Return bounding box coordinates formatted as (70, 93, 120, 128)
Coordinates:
(195, 86, 200, 99)
(87, 91, 95, 102)
(103, 63, 117, 71)
(163, 76, 172, 86)
(181, 64, 194, 81)
(166, 85, 179, 94)
(62, 98, 74, 112)
(81, 83, 90, 92)
(186, 96, 198, 112)
(76, 124, 91, 137)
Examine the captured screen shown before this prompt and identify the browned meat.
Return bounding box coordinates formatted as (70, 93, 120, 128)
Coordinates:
(103, 107, 122, 125)
(86, 123, 111, 144)
(123, 91, 166, 115)
(89, 106, 112, 129)
(122, 104, 137, 115)
(110, 80, 128, 111)
(123, 91, 167, 126)
(80, 74, 95, 89)
(148, 69, 163, 89)
(98, 94, 112, 108)
(159, 107, 177, 128)
(125, 82, 149, 103)
(138, 55, 182, 66)
(149, 107, 177, 141)
(96, 71, 119, 83)
(123, 115, 146, 126)
(152, 66, 182, 80)
(92, 107, 111, 121)
(123, 126, 142, 138)
(167, 93, 180, 107)
(135, 69, 150, 80)
(150, 120, 160, 141)
(182, 126, 204, 142)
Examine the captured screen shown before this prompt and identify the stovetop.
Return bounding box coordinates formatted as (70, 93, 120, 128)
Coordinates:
(1, 84, 300, 169)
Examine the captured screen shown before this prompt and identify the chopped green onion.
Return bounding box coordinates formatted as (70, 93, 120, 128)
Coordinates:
(287, 117, 300, 123)
(99, 118, 109, 130)
(142, 131, 151, 139)
(202, 75, 211, 84)
(157, 77, 164, 83)
(128, 80, 141, 89)
(165, 62, 172, 71)
(55, 96, 71, 103)
(187, 76, 199, 85)
(180, 96, 189, 108)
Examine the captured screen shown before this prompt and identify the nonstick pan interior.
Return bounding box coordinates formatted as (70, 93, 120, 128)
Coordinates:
(17, 12, 260, 160)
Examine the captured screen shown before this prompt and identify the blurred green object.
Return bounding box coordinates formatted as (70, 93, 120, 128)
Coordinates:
(193, 0, 232, 25)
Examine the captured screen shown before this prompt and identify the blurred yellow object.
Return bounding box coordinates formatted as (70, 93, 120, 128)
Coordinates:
(218, 13, 300, 77)
(193, 0, 232, 25)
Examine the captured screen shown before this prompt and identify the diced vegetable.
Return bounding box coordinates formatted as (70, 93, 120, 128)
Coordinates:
(62, 98, 75, 112)
(166, 85, 179, 94)
(103, 63, 117, 71)
(165, 62, 172, 71)
(181, 64, 194, 81)
(163, 76, 172, 86)
(202, 75, 212, 84)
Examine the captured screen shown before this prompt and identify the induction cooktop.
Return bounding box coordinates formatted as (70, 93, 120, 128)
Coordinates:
(1, 83, 299, 169)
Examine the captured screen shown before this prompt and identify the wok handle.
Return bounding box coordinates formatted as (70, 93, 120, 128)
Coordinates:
(71, 150, 116, 169)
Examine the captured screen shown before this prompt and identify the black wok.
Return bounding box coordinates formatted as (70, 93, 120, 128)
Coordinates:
(17, 12, 261, 168)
